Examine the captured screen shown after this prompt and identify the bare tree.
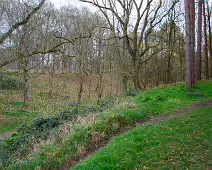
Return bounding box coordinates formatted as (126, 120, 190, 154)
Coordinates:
(0, 0, 46, 45)
(79, 0, 179, 90)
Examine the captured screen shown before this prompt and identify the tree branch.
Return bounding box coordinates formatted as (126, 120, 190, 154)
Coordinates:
(0, 0, 46, 45)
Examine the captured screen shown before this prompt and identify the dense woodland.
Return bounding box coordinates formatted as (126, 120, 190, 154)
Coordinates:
(0, 0, 212, 105)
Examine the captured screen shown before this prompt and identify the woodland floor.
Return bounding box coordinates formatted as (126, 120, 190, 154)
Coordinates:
(0, 73, 123, 134)
(68, 100, 212, 169)
(1, 81, 212, 169)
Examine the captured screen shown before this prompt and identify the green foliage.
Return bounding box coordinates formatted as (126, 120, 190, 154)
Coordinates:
(187, 92, 204, 97)
(125, 88, 139, 97)
(0, 72, 24, 90)
(73, 106, 212, 169)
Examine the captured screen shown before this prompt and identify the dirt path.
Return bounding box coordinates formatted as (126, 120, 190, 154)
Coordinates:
(65, 100, 212, 170)
(138, 100, 212, 126)
(0, 131, 12, 139)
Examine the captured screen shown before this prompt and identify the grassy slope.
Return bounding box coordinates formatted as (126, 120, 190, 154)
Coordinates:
(3, 81, 212, 169)
(135, 80, 212, 115)
(73, 106, 212, 170)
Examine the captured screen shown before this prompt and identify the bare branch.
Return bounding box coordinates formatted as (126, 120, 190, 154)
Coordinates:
(0, 0, 46, 45)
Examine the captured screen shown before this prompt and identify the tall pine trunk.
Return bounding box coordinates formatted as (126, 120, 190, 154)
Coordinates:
(190, 0, 195, 85)
(185, 0, 195, 89)
(203, 1, 209, 79)
(206, 2, 212, 78)
(196, 0, 203, 81)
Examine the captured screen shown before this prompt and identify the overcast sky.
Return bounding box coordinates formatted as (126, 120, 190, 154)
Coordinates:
(49, 0, 94, 9)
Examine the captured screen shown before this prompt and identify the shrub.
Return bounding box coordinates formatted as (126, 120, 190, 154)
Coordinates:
(125, 88, 139, 97)
(187, 92, 204, 97)
(0, 72, 24, 90)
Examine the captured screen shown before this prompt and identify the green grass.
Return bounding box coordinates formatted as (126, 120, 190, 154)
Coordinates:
(11, 101, 24, 107)
(0, 109, 39, 133)
(136, 81, 212, 115)
(3, 110, 38, 117)
(73, 106, 212, 170)
(1, 80, 212, 169)
(0, 120, 21, 133)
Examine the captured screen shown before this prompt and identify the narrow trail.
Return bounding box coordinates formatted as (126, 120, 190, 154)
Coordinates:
(138, 100, 212, 126)
(65, 100, 212, 170)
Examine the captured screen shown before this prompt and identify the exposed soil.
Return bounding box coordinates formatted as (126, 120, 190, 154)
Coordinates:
(0, 131, 12, 139)
(63, 100, 212, 170)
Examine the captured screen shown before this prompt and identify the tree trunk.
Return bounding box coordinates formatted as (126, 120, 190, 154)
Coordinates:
(206, 2, 212, 78)
(184, 0, 195, 89)
(133, 73, 142, 90)
(167, 54, 171, 84)
(49, 54, 55, 97)
(68, 58, 72, 73)
(203, 1, 209, 79)
(132, 57, 142, 90)
(88, 75, 92, 99)
(122, 74, 128, 94)
(41, 54, 44, 72)
(196, 0, 203, 81)
(77, 74, 83, 104)
(97, 73, 103, 105)
(190, 0, 195, 85)
(23, 57, 30, 107)
(167, 13, 174, 84)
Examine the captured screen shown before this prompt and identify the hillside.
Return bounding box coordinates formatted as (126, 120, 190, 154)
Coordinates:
(1, 81, 212, 169)
(73, 106, 212, 169)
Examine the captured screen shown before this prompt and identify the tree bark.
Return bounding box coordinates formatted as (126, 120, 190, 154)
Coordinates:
(23, 56, 30, 107)
(190, 0, 195, 85)
(196, 0, 203, 81)
(77, 74, 83, 104)
(122, 74, 128, 94)
(97, 73, 103, 105)
(206, 2, 212, 78)
(203, 1, 209, 79)
(184, 0, 195, 89)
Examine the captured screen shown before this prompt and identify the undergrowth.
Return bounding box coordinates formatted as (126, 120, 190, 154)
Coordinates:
(0, 101, 111, 167)
(1, 80, 212, 169)
(0, 72, 23, 90)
